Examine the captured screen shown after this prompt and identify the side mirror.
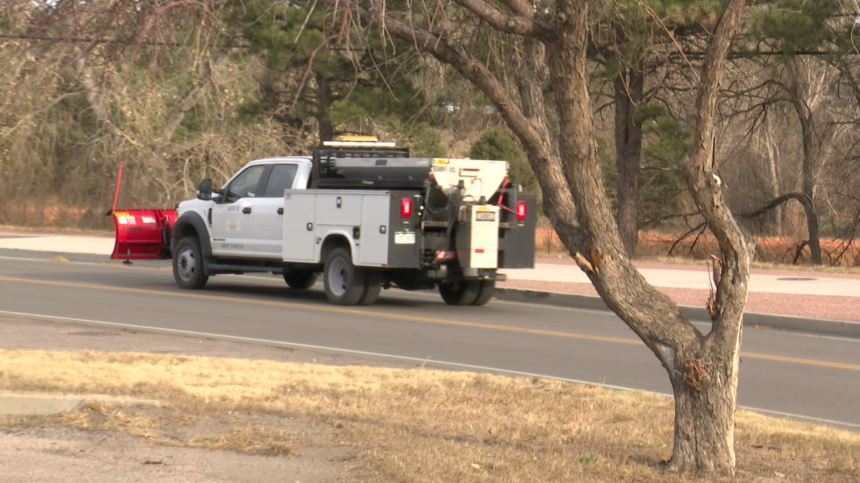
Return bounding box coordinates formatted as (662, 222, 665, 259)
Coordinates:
(197, 178, 212, 201)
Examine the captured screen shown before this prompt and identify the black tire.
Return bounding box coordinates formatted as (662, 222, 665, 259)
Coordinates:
(471, 280, 496, 306)
(323, 247, 367, 305)
(283, 271, 318, 289)
(439, 280, 480, 305)
(358, 271, 382, 305)
(173, 236, 209, 289)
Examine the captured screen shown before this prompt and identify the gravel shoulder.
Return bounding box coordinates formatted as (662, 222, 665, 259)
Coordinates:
(0, 315, 422, 483)
(0, 425, 353, 483)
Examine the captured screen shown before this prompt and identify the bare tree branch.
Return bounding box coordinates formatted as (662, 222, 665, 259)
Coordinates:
(452, 0, 556, 41)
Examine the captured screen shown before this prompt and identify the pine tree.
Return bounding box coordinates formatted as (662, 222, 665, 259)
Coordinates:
(226, 0, 427, 141)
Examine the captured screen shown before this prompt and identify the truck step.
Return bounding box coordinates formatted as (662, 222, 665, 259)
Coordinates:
(207, 263, 285, 275)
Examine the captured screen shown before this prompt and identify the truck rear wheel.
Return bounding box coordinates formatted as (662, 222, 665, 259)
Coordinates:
(358, 271, 382, 305)
(324, 247, 367, 305)
(173, 236, 209, 289)
(439, 280, 480, 305)
(284, 271, 317, 289)
(471, 280, 496, 306)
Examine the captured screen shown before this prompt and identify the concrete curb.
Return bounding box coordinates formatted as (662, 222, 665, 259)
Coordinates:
(494, 288, 860, 339)
(0, 394, 162, 416)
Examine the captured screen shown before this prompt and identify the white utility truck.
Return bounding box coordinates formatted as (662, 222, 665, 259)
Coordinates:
(157, 137, 536, 305)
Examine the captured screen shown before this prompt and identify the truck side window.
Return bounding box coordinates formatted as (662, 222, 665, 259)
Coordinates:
(263, 164, 299, 197)
(226, 165, 265, 203)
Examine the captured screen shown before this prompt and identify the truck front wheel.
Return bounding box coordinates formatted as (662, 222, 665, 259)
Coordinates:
(439, 280, 480, 305)
(173, 236, 209, 289)
(323, 247, 367, 305)
(284, 271, 317, 289)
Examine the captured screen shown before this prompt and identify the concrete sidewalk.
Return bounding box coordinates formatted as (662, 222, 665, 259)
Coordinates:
(508, 261, 860, 298)
(2, 231, 859, 337)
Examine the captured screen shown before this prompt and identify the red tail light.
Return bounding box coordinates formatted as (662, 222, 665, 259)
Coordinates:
(516, 200, 526, 221)
(400, 197, 412, 218)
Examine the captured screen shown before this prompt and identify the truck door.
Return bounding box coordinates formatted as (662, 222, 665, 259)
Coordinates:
(252, 163, 299, 258)
(281, 191, 316, 262)
(210, 164, 265, 257)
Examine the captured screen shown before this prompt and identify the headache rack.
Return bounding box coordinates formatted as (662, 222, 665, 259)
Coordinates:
(314, 136, 428, 190)
(312, 137, 511, 204)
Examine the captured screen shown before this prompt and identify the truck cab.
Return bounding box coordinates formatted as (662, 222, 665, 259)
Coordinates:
(175, 156, 313, 260)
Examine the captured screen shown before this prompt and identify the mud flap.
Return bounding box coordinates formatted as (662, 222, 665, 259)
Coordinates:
(111, 209, 176, 260)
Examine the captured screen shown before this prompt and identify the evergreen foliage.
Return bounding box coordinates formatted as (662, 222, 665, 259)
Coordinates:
(640, 111, 689, 223)
(387, 120, 446, 158)
(226, 0, 427, 140)
(469, 128, 540, 198)
(746, 0, 845, 56)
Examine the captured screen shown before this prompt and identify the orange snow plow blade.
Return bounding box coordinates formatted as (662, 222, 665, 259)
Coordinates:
(111, 209, 176, 260)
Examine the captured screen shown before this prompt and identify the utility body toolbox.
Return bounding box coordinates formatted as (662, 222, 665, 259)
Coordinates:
(112, 136, 537, 306)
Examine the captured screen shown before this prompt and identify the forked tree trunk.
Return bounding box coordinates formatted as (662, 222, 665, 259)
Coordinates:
(546, 0, 749, 473)
(667, 314, 743, 472)
(614, 70, 644, 257)
(785, 59, 823, 265)
(362, 0, 750, 474)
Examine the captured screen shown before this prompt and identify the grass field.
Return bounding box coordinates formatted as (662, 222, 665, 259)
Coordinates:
(1, 350, 858, 482)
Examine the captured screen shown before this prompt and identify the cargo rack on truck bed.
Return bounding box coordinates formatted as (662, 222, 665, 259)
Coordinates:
(314, 136, 431, 190)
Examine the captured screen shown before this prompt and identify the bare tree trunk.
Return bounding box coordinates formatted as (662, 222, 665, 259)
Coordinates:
(763, 115, 783, 235)
(798, 117, 823, 264)
(515, 29, 578, 239)
(362, 0, 750, 473)
(547, 0, 749, 470)
(614, 69, 644, 257)
(668, 0, 751, 469)
(316, 76, 335, 142)
(668, 330, 742, 471)
(74, 50, 118, 138)
(785, 59, 823, 265)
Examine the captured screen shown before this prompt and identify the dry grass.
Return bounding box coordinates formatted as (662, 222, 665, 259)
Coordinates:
(1, 350, 858, 482)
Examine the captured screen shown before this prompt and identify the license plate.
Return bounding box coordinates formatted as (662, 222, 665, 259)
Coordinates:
(394, 232, 416, 244)
(475, 211, 495, 221)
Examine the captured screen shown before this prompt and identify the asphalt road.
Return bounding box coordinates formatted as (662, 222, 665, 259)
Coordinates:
(1, 255, 859, 430)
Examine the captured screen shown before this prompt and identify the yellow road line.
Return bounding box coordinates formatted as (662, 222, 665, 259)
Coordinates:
(0, 275, 637, 345)
(742, 352, 860, 371)
(2, 275, 859, 372)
